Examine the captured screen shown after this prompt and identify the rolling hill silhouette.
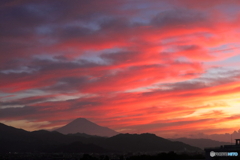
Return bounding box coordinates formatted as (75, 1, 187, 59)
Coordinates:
(0, 123, 39, 152)
(55, 118, 118, 137)
(171, 137, 233, 149)
(95, 133, 201, 152)
(0, 123, 110, 153)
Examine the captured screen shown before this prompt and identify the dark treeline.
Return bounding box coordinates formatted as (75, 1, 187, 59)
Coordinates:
(126, 152, 205, 160)
(0, 152, 205, 160)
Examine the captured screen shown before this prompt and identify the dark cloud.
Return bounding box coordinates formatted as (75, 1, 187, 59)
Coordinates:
(57, 26, 95, 39)
(142, 68, 240, 98)
(129, 118, 212, 132)
(0, 97, 103, 120)
(0, 96, 51, 106)
(0, 0, 125, 64)
(100, 50, 139, 65)
(0, 57, 107, 92)
(31, 58, 85, 71)
(0, 105, 38, 119)
(165, 81, 208, 91)
(177, 45, 201, 51)
(0, 5, 45, 38)
(44, 77, 89, 92)
(151, 9, 207, 28)
(99, 17, 132, 31)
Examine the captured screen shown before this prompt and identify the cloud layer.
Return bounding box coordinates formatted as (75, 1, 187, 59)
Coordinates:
(1, 0, 240, 138)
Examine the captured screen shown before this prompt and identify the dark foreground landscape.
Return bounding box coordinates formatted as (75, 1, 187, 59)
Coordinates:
(3, 119, 240, 160)
(0, 122, 205, 160)
(0, 152, 205, 160)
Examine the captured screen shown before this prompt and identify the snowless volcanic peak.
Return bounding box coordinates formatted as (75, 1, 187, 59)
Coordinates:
(55, 118, 118, 137)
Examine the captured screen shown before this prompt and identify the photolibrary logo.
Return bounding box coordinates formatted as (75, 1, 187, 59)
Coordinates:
(210, 151, 215, 157)
(210, 151, 238, 157)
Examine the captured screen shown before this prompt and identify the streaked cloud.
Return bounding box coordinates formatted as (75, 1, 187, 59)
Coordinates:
(1, 0, 240, 139)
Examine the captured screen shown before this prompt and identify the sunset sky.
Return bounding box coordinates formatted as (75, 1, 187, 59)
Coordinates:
(1, 0, 240, 140)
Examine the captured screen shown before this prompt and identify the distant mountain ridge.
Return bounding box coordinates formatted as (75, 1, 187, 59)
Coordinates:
(0, 122, 201, 153)
(171, 137, 233, 149)
(55, 118, 119, 137)
(0, 122, 111, 153)
(99, 133, 201, 152)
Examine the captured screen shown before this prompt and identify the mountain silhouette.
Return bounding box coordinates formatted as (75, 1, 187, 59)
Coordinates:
(0, 123, 44, 152)
(55, 118, 118, 137)
(0, 122, 110, 153)
(96, 133, 201, 152)
(171, 137, 233, 149)
(0, 122, 201, 153)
